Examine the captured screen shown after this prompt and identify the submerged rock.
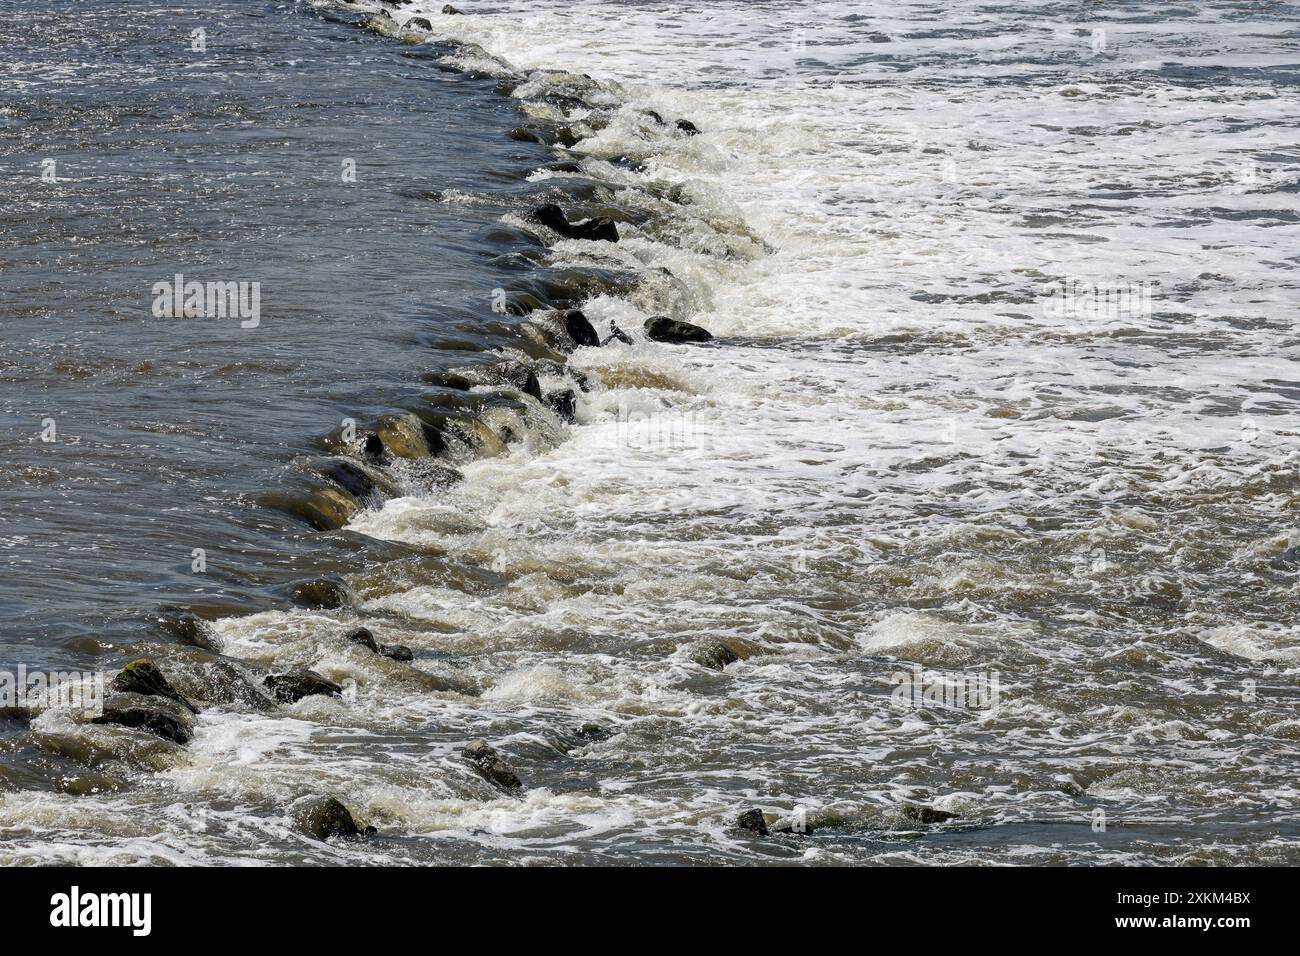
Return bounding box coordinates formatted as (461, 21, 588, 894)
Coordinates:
(736, 808, 769, 836)
(153, 610, 220, 652)
(345, 627, 412, 662)
(111, 660, 199, 714)
(421, 370, 475, 391)
(346, 627, 380, 653)
(264, 670, 343, 704)
(560, 309, 599, 347)
(463, 739, 523, 794)
(575, 723, 613, 743)
(295, 484, 361, 532)
(689, 639, 739, 670)
(901, 805, 958, 825)
(408, 16, 432, 30)
(321, 459, 380, 500)
(546, 389, 577, 422)
(293, 796, 375, 841)
(442, 3, 463, 13)
(645, 315, 712, 344)
(676, 118, 701, 136)
(92, 702, 192, 745)
(532, 203, 619, 243)
(290, 578, 351, 610)
(188, 659, 276, 713)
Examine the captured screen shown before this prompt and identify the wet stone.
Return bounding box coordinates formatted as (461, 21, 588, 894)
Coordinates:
(264, 670, 343, 704)
(462, 739, 523, 794)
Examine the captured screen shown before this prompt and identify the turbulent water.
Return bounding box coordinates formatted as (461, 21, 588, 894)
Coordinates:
(2, 0, 1299, 864)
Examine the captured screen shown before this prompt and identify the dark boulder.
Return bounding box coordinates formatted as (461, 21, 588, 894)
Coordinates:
(408, 16, 432, 30)
(571, 217, 619, 242)
(361, 433, 386, 464)
(531, 204, 619, 243)
(380, 644, 414, 663)
(560, 309, 599, 347)
(290, 578, 350, 610)
(92, 704, 191, 745)
(345, 627, 380, 653)
(676, 118, 701, 135)
(482, 360, 542, 401)
(645, 109, 665, 125)
(737, 808, 769, 836)
(901, 805, 958, 825)
(442, 3, 462, 13)
(509, 126, 546, 144)
(264, 670, 343, 704)
(294, 796, 374, 841)
(462, 739, 523, 794)
(645, 315, 712, 344)
(546, 389, 577, 422)
(689, 639, 739, 670)
(111, 660, 199, 715)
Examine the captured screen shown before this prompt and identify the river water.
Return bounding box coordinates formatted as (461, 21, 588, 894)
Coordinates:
(1, 0, 1299, 864)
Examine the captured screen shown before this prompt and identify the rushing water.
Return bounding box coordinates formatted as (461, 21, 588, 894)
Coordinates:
(1, 0, 1299, 864)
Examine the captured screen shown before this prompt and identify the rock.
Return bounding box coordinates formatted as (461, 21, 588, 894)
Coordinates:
(571, 217, 619, 242)
(421, 370, 475, 391)
(480, 360, 542, 401)
(533, 203, 572, 234)
(689, 639, 739, 670)
(645, 109, 665, 125)
(676, 118, 701, 135)
(189, 660, 276, 712)
(264, 670, 343, 704)
(604, 320, 633, 345)
(575, 723, 612, 743)
(293, 796, 374, 841)
(345, 627, 380, 653)
(111, 660, 199, 714)
(442, 3, 462, 13)
(509, 126, 546, 144)
(152, 610, 219, 652)
(462, 739, 523, 794)
(901, 805, 958, 825)
(290, 578, 350, 610)
(645, 315, 712, 344)
(531, 203, 619, 243)
(296, 485, 360, 532)
(560, 309, 599, 347)
(375, 414, 431, 459)
(380, 644, 414, 663)
(737, 808, 769, 836)
(546, 389, 577, 422)
(321, 460, 377, 500)
(361, 433, 386, 463)
(92, 704, 191, 745)
(408, 16, 432, 30)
